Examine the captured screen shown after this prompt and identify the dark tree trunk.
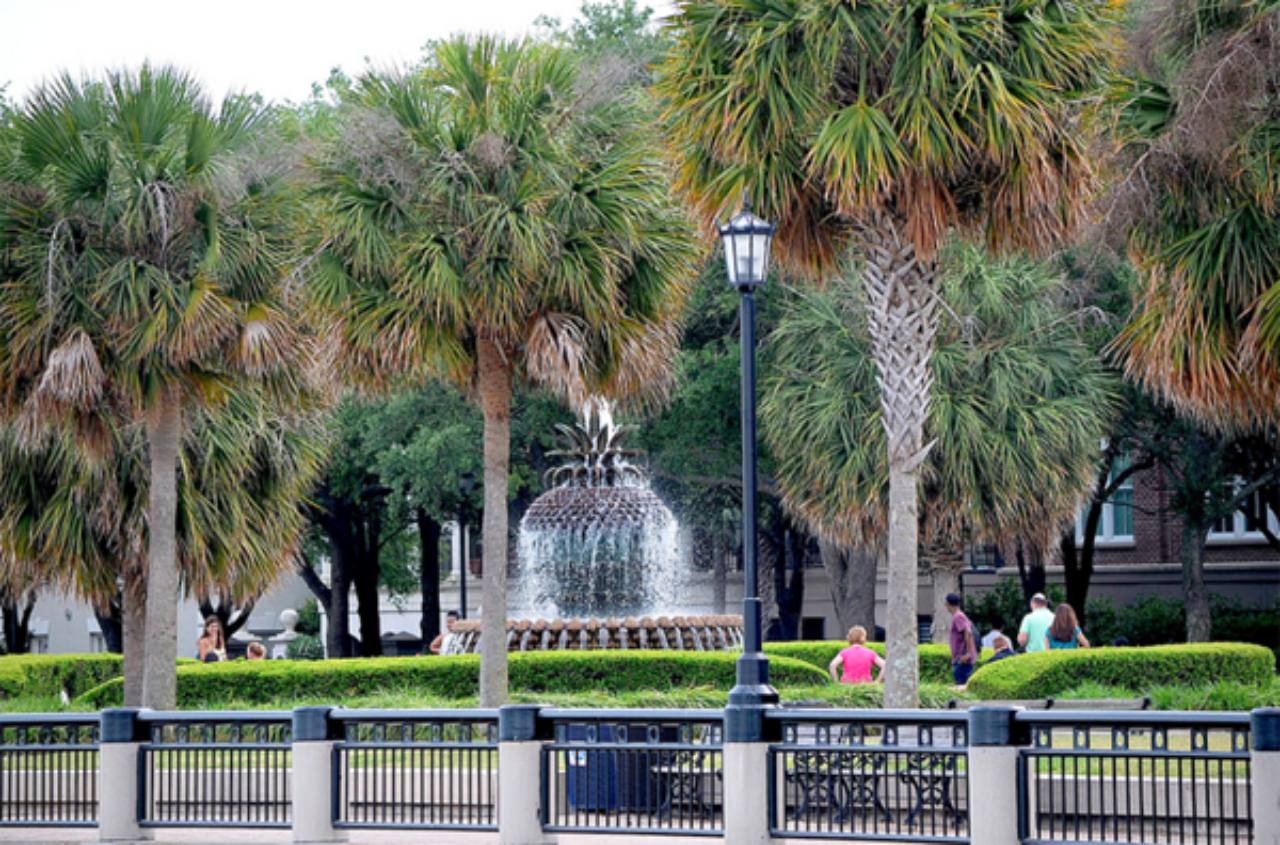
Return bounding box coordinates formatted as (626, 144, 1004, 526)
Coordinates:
(819, 539, 877, 636)
(760, 525, 780, 638)
(95, 593, 124, 654)
(710, 529, 728, 614)
(772, 528, 806, 641)
(418, 508, 443, 646)
(309, 496, 357, 659)
(1181, 521, 1212, 642)
(1015, 543, 1045, 601)
(352, 512, 384, 657)
(1, 593, 35, 654)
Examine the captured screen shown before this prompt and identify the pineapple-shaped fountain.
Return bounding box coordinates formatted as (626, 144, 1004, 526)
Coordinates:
(443, 399, 743, 655)
(517, 398, 680, 619)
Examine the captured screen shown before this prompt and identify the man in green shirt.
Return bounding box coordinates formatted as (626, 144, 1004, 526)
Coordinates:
(1018, 594, 1055, 653)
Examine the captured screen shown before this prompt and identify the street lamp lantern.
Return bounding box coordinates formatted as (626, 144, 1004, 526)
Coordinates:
(718, 196, 780, 742)
(718, 201, 776, 289)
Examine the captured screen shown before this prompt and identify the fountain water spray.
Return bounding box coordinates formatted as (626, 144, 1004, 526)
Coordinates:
(444, 398, 741, 653)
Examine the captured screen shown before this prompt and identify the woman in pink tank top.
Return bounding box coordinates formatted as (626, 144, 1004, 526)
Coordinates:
(827, 625, 885, 684)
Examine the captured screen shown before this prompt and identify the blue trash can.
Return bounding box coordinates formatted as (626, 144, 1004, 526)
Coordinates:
(565, 724, 675, 812)
(566, 725, 620, 811)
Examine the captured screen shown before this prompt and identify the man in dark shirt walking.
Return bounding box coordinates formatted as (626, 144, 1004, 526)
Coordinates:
(945, 594, 979, 687)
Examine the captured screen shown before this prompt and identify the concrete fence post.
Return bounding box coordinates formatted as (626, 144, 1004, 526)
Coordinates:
(292, 706, 346, 844)
(498, 705, 552, 845)
(966, 706, 1026, 845)
(723, 706, 773, 844)
(98, 708, 152, 843)
(1252, 708, 1280, 845)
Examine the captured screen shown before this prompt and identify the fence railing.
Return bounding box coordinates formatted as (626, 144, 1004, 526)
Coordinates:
(331, 708, 498, 830)
(0, 714, 98, 827)
(541, 708, 724, 836)
(1016, 711, 1253, 845)
(767, 708, 970, 841)
(137, 711, 291, 828)
(3, 704, 1277, 844)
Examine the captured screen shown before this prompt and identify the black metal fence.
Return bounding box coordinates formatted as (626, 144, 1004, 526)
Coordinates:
(0, 714, 98, 827)
(332, 709, 498, 830)
(137, 711, 291, 827)
(1017, 711, 1253, 845)
(542, 709, 724, 836)
(768, 709, 970, 841)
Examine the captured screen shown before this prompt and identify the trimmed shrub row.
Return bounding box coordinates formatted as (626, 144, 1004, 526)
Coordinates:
(78, 650, 829, 708)
(0, 654, 123, 700)
(765, 641, 982, 685)
(965, 643, 1276, 700)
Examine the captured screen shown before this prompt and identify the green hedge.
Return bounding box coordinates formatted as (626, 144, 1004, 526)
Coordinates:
(966, 643, 1276, 699)
(78, 650, 829, 708)
(0, 654, 123, 700)
(765, 641, 986, 685)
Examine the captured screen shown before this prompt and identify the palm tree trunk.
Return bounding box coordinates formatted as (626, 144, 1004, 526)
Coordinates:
(122, 562, 146, 707)
(141, 395, 181, 710)
(477, 337, 512, 707)
(884, 468, 922, 706)
(859, 213, 938, 709)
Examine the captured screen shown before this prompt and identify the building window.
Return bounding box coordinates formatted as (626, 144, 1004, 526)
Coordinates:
(1077, 454, 1135, 546)
(1209, 483, 1279, 543)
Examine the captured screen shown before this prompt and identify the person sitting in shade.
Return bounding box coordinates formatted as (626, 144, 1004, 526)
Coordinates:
(981, 616, 1009, 650)
(1017, 593, 1055, 653)
(246, 642, 267, 660)
(197, 616, 227, 663)
(828, 625, 885, 684)
(986, 634, 1016, 663)
(429, 610, 460, 655)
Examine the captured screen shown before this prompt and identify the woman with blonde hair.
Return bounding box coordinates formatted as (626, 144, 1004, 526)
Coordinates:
(828, 626, 885, 684)
(197, 616, 227, 663)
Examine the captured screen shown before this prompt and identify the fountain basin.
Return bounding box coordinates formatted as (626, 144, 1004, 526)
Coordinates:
(442, 615, 744, 655)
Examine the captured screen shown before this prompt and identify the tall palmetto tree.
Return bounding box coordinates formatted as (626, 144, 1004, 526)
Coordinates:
(764, 244, 1119, 639)
(0, 66, 316, 708)
(1106, 0, 1280, 429)
(0, 391, 329, 704)
(659, 0, 1119, 706)
(308, 37, 699, 705)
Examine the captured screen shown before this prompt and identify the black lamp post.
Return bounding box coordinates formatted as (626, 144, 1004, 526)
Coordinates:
(719, 198, 780, 740)
(458, 471, 477, 619)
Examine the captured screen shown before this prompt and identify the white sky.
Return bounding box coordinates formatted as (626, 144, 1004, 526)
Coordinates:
(0, 0, 677, 106)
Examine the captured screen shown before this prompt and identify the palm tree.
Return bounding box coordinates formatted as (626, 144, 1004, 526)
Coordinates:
(1105, 0, 1280, 429)
(764, 243, 1119, 640)
(0, 66, 317, 708)
(0, 390, 328, 704)
(308, 37, 699, 705)
(659, 0, 1118, 706)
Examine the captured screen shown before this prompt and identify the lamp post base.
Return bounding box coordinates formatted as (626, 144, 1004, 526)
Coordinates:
(725, 598, 778, 741)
